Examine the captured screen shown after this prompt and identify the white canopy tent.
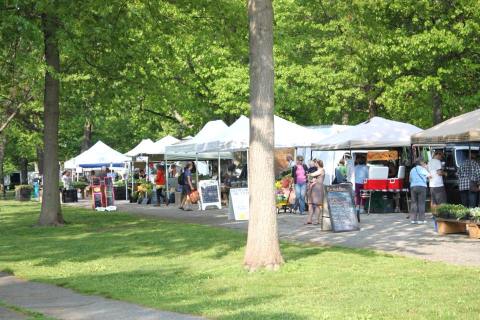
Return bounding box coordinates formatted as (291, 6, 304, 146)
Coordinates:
(313, 117, 423, 150)
(411, 108, 480, 145)
(149, 136, 180, 155)
(165, 120, 233, 159)
(65, 141, 130, 169)
(125, 139, 156, 157)
(196, 115, 327, 153)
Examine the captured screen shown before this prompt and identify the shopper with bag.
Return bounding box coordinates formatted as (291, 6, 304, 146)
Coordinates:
(180, 162, 195, 211)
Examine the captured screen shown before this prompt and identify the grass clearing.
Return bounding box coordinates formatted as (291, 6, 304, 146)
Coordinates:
(1, 201, 479, 319)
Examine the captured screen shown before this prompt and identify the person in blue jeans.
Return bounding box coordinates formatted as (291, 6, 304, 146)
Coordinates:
(409, 157, 431, 224)
(292, 156, 308, 214)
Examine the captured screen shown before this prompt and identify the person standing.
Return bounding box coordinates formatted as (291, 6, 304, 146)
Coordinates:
(334, 159, 347, 184)
(155, 164, 166, 206)
(306, 160, 325, 225)
(354, 155, 369, 219)
(292, 156, 308, 215)
(458, 153, 480, 208)
(428, 151, 447, 213)
(180, 162, 194, 211)
(409, 157, 431, 224)
(286, 154, 295, 169)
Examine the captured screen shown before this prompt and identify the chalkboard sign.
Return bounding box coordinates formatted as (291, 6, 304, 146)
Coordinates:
(325, 183, 359, 232)
(198, 180, 222, 210)
(228, 188, 249, 220)
(92, 185, 103, 209)
(104, 177, 115, 207)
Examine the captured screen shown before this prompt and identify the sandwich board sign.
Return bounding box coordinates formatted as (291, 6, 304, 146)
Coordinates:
(228, 188, 249, 221)
(325, 183, 359, 232)
(198, 180, 222, 210)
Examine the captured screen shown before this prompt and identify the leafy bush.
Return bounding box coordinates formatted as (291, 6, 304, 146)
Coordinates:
(434, 204, 470, 220)
(73, 181, 88, 190)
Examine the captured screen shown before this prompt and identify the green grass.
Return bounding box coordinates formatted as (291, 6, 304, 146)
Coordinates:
(1, 201, 479, 320)
(0, 299, 55, 320)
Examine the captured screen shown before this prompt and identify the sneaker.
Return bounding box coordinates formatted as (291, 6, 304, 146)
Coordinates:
(410, 220, 417, 224)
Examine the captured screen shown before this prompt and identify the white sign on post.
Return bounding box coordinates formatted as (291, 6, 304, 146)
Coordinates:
(228, 188, 249, 220)
(198, 180, 222, 210)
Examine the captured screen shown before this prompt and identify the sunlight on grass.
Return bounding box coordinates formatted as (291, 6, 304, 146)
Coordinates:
(1, 201, 479, 319)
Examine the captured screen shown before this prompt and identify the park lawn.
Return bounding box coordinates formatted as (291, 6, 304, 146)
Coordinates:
(0, 201, 479, 320)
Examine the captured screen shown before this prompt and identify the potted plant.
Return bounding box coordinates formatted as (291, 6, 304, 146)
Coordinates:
(72, 181, 88, 200)
(467, 207, 480, 239)
(15, 185, 33, 201)
(433, 204, 470, 235)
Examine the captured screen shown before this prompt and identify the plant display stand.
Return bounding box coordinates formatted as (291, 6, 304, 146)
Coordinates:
(467, 223, 480, 239)
(436, 218, 467, 235)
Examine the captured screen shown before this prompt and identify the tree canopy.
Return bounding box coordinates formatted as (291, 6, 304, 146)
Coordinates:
(1, 0, 479, 173)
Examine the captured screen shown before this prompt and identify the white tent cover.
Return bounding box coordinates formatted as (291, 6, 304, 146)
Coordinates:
(66, 141, 130, 168)
(196, 115, 326, 153)
(149, 135, 180, 155)
(411, 108, 480, 145)
(313, 117, 423, 150)
(125, 139, 156, 157)
(165, 120, 233, 159)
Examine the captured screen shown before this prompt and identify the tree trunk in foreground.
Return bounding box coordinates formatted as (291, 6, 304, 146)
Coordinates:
(38, 11, 64, 226)
(244, 0, 283, 271)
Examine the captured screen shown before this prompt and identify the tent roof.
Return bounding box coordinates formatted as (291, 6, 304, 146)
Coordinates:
(166, 120, 229, 155)
(412, 109, 480, 145)
(149, 135, 180, 155)
(313, 117, 422, 150)
(68, 141, 130, 168)
(125, 139, 156, 157)
(196, 115, 327, 153)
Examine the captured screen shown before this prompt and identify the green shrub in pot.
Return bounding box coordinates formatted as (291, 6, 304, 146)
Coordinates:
(73, 181, 88, 190)
(434, 204, 470, 220)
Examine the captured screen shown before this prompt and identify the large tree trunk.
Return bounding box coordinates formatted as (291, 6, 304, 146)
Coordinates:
(0, 133, 5, 193)
(432, 89, 442, 125)
(38, 11, 64, 226)
(80, 119, 92, 152)
(19, 158, 28, 184)
(244, 0, 283, 271)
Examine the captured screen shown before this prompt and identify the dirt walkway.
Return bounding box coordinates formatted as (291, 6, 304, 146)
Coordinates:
(79, 201, 480, 267)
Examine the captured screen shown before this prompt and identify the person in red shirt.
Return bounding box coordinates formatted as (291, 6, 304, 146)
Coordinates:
(155, 164, 166, 206)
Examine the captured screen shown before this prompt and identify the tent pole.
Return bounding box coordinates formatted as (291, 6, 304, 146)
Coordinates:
(125, 162, 128, 201)
(195, 153, 199, 186)
(218, 152, 221, 185)
(165, 153, 169, 204)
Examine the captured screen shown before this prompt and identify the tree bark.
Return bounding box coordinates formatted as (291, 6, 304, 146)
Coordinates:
(36, 146, 44, 176)
(38, 11, 64, 226)
(432, 89, 442, 125)
(80, 119, 92, 152)
(368, 98, 377, 119)
(244, 0, 283, 271)
(0, 133, 5, 193)
(19, 157, 28, 184)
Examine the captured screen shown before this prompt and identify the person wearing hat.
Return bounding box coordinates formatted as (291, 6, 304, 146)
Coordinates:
(409, 157, 431, 224)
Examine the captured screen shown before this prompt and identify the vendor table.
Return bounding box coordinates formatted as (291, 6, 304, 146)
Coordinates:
(360, 188, 409, 215)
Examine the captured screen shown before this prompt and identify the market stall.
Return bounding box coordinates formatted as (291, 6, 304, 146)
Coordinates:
(313, 117, 423, 215)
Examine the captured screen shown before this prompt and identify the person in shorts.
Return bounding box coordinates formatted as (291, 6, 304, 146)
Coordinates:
(180, 162, 194, 211)
(428, 151, 447, 212)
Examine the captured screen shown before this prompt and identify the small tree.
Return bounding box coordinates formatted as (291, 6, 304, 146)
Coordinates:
(244, 0, 283, 271)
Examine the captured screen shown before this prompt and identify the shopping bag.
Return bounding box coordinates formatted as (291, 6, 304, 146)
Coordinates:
(189, 189, 200, 204)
